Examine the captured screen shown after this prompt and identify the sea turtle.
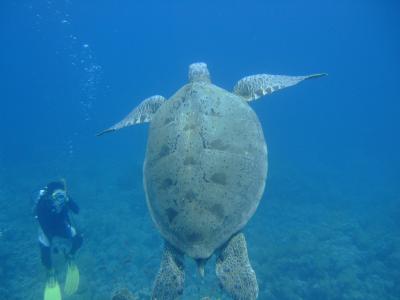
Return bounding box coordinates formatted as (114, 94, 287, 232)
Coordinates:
(99, 62, 325, 299)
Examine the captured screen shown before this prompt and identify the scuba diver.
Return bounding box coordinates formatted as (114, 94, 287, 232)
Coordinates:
(33, 180, 83, 300)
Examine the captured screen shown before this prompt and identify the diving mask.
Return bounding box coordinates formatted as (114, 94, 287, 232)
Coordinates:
(51, 189, 68, 212)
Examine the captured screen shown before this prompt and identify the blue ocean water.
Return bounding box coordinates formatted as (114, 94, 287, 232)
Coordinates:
(0, 0, 399, 299)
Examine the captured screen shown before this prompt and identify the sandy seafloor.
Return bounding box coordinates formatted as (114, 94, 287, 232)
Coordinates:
(0, 147, 399, 300)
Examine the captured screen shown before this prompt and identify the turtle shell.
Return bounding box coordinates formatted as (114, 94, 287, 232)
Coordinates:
(143, 81, 267, 259)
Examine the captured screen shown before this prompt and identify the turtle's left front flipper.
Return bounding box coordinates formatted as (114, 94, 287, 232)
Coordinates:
(97, 95, 166, 136)
(234, 72, 327, 102)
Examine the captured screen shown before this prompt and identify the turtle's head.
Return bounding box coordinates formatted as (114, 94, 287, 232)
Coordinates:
(189, 62, 211, 83)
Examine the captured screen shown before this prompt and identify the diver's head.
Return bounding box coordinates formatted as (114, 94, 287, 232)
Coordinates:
(47, 181, 68, 212)
(46, 181, 65, 193)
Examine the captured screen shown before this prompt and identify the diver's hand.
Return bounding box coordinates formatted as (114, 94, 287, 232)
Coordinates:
(68, 198, 80, 214)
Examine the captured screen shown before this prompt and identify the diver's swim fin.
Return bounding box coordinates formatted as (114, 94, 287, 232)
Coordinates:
(64, 260, 80, 296)
(44, 275, 62, 300)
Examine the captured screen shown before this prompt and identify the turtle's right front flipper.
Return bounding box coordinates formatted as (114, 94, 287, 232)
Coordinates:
(97, 95, 166, 136)
(152, 242, 185, 300)
(234, 72, 327, 102)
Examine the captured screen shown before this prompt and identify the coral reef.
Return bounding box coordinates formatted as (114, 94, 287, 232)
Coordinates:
(111, 288, 137, 300)
(0, 157, 399, 299)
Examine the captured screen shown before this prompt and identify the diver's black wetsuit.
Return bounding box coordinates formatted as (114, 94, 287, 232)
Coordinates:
(34, 185, 83, 270)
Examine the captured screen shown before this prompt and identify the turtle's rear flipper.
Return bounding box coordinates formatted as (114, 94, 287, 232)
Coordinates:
(97, 95, 166, 136)
(233, 73, 327, 102)
(152, 242, 185, 300)
(216, 232, 258, 300)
